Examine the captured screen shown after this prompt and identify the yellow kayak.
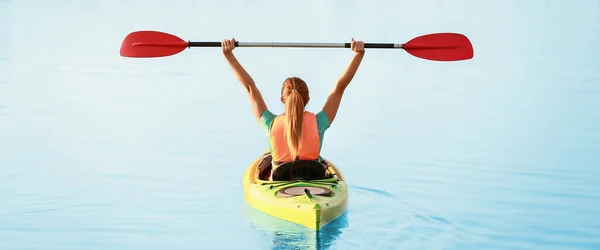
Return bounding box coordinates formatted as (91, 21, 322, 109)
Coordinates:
(242, 151, 349, 230)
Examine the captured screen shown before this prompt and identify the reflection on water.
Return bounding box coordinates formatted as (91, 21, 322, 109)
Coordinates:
(243, 205, 349, 250)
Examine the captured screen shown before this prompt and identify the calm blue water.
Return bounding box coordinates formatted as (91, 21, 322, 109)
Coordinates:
(2, 0, 600, 249)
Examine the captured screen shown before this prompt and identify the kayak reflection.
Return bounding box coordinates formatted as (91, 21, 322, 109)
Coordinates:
(243, 204, 349, 250)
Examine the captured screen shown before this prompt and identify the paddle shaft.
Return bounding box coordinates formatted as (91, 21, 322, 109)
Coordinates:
(130, 41, 459, 50)
(189, 42, 402, 49)
(190, 41, 402, 48)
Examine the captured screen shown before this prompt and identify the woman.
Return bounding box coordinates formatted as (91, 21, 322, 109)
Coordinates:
(221, 37, 365, 180)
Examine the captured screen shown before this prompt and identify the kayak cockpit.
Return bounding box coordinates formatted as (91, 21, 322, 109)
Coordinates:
(257, 153, 331, 181)
(272, 160, 327, 181)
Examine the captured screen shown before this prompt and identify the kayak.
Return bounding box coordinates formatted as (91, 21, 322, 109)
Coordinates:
(242, 150, 348, 230)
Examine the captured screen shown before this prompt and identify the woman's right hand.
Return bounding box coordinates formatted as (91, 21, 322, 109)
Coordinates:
(222, 38, 236, 55)
(350, 38, 365, 54)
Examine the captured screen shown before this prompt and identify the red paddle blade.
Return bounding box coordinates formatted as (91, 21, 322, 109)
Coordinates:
(120, 31, 189, 58)
(403, 33, 473, 61)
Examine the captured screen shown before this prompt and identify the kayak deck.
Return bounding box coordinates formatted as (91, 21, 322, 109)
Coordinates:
(242, 152, 348, 230)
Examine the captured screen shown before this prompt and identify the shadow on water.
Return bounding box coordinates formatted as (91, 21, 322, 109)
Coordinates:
(243, 204, 349, 250)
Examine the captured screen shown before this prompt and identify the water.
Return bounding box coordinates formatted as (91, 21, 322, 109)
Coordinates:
(2, 0, 600, 249)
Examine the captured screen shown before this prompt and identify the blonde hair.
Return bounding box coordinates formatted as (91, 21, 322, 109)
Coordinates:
(281, 77, 310, 160)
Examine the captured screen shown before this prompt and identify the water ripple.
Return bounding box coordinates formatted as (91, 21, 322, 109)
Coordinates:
(348, 185, 395, 198)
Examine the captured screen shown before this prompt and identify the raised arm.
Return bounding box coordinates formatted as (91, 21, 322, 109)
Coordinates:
(222, 38, 268, 122)
(321, 38, 365, 125)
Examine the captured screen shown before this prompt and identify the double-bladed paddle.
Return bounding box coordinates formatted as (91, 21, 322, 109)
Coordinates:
(120, 30, 473, 61)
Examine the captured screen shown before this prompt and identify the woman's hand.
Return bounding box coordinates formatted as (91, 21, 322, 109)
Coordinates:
(350, 38, 365, 54)
(222, 38, 236, 55)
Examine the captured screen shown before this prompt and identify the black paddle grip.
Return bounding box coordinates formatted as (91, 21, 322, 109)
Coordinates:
(344, 43, 395, 49)
(188, 42, 227, 47)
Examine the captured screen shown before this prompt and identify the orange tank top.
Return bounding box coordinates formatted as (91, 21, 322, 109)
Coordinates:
(269, 112, 321, 163)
